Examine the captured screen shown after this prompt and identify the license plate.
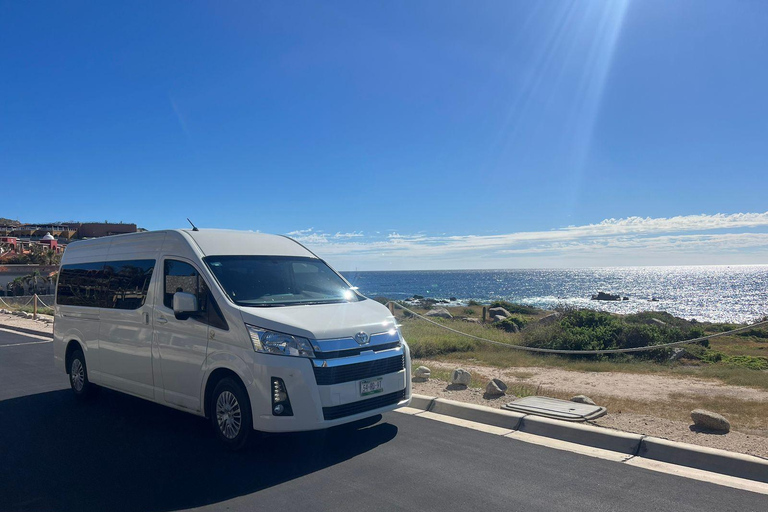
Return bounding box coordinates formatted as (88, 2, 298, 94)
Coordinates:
(360, 378, 383, 397)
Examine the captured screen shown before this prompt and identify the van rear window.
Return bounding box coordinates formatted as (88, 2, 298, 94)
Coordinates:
(204, 256, 363, 307)
(56, 259, 155, 309)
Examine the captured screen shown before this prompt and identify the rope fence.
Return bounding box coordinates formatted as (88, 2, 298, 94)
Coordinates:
(388, 301, 768, 356)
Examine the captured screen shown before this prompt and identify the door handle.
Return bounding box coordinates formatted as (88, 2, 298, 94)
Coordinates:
(156, 316, 168, 324)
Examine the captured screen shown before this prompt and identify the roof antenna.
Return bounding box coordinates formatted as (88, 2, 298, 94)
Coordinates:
(186, 218, 199, 231)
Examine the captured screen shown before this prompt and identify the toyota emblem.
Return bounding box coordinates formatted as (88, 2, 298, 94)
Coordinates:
(354, 331, 370, 345)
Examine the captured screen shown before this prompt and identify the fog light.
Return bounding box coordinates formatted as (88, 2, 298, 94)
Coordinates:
(270, 377, 293, 416)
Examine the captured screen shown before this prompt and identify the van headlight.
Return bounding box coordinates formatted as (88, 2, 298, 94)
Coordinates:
(246, 324, 315, 358)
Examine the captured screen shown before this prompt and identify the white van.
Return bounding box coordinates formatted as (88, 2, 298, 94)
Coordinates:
(53, 229, 411, 449)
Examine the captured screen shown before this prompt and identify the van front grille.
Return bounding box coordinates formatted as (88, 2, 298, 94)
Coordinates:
(313, 355, 405, 386)
(323, 389, 407, 421)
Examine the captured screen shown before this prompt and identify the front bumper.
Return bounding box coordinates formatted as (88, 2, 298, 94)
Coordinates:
(248, 335, 412, 432)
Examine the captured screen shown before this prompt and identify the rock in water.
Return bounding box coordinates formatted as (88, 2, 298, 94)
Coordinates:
(485, 378, 508, 397)
(424, 307, 453, 319)
(570, 395, 596, 406)
(451, 369, 472, 386)
(414, 366, 431, 380)
(691, 409, 730, 433)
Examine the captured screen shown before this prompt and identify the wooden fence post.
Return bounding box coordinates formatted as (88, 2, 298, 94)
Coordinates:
(388, 302, 395, 317)
(482, 306, 487, 323)
(33, 293, 38, 320)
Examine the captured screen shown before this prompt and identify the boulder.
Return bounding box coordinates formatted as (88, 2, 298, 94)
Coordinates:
(570, 395, 596, 406)
(462, 317, 481, 324)
(538, 312, 561, 325)
(669, 348, 685, 361)
(485, 378, 508, 397)
(451, 369, 471, 386)
(413, 366, 431, 380)
(488, 307, 511, 318)
(424, 307, 452, 319)
(591, 291, 621, 301)
(691, 409, 730, 433)
(449, 297, 457, 301)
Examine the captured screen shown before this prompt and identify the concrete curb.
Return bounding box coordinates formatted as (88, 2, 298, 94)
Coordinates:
(0, 323, 53, 338)
(407, 393, 768, 484)
(519, 414, 643, 455)
(639, 436, 768, 483)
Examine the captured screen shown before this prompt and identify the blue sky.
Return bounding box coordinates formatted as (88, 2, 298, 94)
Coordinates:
(1, 1, 767, 270)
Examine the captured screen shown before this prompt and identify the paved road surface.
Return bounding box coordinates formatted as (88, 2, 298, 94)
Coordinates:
(0, 328, 764, 512)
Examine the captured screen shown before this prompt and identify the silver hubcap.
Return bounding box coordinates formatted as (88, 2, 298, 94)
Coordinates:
(216, 391, 242, 439)
(71, 359, 85, 392)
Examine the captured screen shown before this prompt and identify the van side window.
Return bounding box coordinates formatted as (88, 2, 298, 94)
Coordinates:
(163, 259, 228, 330)
(164, 260, 200, 309)
(56, 262, 108, 307)
(104, 260, 155, 310)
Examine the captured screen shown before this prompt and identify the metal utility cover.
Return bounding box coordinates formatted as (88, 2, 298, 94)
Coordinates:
(504, 396, 606, 422)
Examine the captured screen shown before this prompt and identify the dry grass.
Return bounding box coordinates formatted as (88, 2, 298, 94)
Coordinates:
(399, 310, 768, 391)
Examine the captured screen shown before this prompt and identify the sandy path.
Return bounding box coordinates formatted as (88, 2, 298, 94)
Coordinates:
(420, 360, 768, 402)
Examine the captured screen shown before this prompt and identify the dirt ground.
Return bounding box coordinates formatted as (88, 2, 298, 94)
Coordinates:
(413, 361, 768, 459)
(420, 360, 768, 402)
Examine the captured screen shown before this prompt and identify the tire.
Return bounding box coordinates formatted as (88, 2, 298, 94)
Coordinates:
(69, 349, 97, 400)
(211, 377, 252, 451)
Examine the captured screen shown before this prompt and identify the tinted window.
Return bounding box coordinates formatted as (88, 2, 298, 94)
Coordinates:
(104, 260, 155, 310)
(56, 262, 108, 307)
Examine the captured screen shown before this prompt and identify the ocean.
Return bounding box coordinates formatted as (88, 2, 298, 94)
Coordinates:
(341, 265, 768, 324)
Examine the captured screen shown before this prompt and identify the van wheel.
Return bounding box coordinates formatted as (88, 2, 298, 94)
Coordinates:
(211, 378, 252, 450)
(69, 349, 97, 400)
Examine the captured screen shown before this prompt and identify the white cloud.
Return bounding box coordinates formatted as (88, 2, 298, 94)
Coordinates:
(285, 212, 768, 270)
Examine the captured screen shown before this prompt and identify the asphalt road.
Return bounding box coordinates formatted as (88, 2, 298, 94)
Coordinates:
(0, 328, 765, 512)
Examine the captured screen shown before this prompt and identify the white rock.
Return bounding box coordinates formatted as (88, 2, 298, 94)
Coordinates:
(424, 307, 452, 319)
(414, 366, 431, 380)
(462, 317, 481, 324)
(488, 307, 511, 318)
(571, 395, 596, 405)
(691, 409, 730, 433)
(538, 312, 561, 325)
(451, 369, 471, 386)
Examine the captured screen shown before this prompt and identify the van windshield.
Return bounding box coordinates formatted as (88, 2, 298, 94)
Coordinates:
(203, 255, 363, 307)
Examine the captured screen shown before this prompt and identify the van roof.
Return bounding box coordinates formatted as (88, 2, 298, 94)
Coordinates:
(62, 229, 316, 259)
(181, 229, 314, 257)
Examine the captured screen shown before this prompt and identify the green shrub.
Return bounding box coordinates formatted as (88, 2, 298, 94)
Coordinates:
(722, 355, 768, 371)
(496, 314, 528, 332)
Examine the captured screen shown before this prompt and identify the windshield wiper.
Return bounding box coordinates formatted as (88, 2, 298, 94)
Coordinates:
(239, 299, 346, 307)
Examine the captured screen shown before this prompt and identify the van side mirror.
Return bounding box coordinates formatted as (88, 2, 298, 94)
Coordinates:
(173, 291, 198, 320)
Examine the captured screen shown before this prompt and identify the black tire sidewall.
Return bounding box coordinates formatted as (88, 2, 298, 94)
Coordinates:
(70, 349, 94, 399)
(211, 378, 252, 450)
